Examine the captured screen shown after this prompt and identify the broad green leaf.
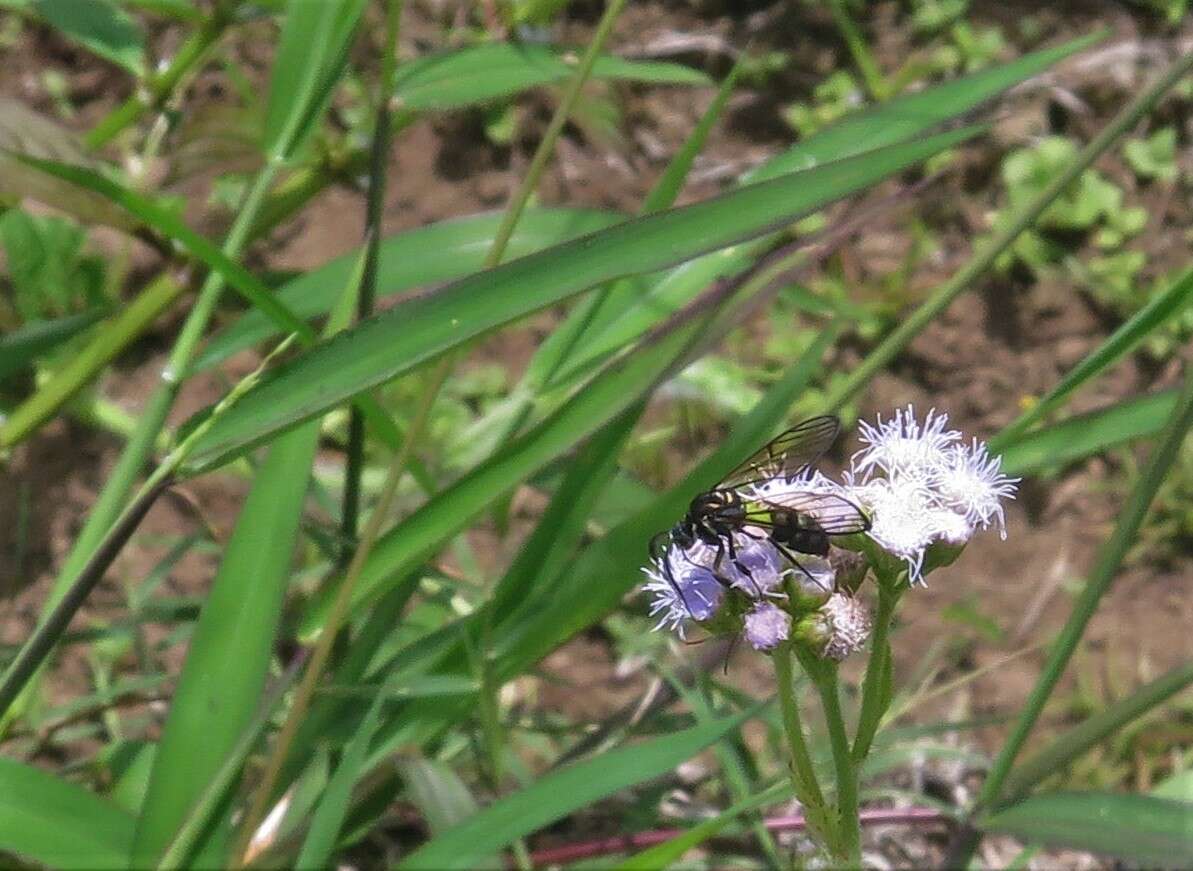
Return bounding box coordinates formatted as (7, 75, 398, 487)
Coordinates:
(130, 427, 321, 866)
(392, 42, 708, 111)
(0, 757, 135, 869)
(397, 708, 757, 871)
(994, 262, 1193, 448)
(180, 126, 981, 472)
(744, 32, 1101, 183)
(33, 0, 144, 75)
(0, 308, 107, 382)
(998, 388, 1179, 475)
(1001, 661, 1193, 801)
(1154, 770, 1193, 802)
(0, 98, 135, 229)
(194, 208, 623, 371)
(263, 0, 367, 158)
(979, 792, 1193, 865)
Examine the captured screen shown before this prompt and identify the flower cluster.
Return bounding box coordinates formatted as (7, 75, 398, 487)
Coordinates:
(642, 406, 1019, 656)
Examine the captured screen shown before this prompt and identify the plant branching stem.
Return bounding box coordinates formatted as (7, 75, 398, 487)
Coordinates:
(772, 644, 833, 845)
(802, 654, 861, 865)
(851, 584, 898, 762)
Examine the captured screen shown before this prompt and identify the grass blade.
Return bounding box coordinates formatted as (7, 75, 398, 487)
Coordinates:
(0, 307, 107, 383)
(0, 757, 135, 869)
(179, 126, 981, 472)
(31, 0, 145, 75)
(978, 792, 1193, 865)
(998, 388, 1179, 475)
(994, 263, 1193, 448)
(195, 207, 622, 372)
(397, 708, 757, 871)
(129, 428, 321, 866)
(1001, 661, 1193, 802)
(391, 41, 708, 111)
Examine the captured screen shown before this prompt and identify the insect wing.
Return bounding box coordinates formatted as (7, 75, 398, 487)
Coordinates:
(746, 492, 870, 535)
(719, 415, 840, 490)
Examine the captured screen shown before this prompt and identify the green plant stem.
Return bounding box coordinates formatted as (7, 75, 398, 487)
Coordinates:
(0, 274, 183, 448)
(803, 655, 861, 866)
(772, 643, 834, 847)
(851, 584, 898, 762)
(827, 0, 889, 102)
(85, 2, 237, 149)
(824, 46, 1193, 414)
(341, 0, 403, 560)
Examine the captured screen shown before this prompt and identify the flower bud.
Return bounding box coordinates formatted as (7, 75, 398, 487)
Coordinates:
(743, 602, 791, 651)
(793, 594, 872, 662)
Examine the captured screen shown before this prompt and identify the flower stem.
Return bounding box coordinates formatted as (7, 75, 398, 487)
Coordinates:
(852, 584, 898, 762)
(772, 643, 837, 854)
(799, 652, 862, 866)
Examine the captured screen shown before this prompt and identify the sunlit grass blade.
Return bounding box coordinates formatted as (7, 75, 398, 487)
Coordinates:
(391, 41, 708, 111)
(978, 792, 1193, 865)
(128, 428, 321, 866)
(28, 0, 145, 75)
(744, 31, 1102, 183)
(300, 315, 708, 634)
(179, 126, 980, 472)
(397, 708, 757, 871)
(998, 388, 1178, 475)
(0, 757, 135, 869)
(195, 207, 622, 371)
(1000, 661, 1193, 802)
(994, 263, 1193, 448)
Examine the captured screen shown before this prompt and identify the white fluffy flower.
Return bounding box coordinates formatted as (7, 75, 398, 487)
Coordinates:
(841, 406, 1018, 583)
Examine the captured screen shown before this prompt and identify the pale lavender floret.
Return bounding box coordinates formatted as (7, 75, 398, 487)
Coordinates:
(744, 601, 791, 651)
(720, 537, 789, 596)
(643, 555, 725, 638)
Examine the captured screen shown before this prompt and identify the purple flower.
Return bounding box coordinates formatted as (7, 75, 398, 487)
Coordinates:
(744, 602, 791, 651)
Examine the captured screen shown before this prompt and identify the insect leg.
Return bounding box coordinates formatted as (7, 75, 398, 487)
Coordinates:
(720, 532, 764, 599)
(773, 541, 833, 595)
(651, 533, 697, 615)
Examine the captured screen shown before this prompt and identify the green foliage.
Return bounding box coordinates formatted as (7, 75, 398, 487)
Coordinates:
(0, 209, 106, 322)
(1, 2, 1190, 868)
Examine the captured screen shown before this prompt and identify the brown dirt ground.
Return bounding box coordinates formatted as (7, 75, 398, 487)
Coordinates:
(2, 0, 1192, 866)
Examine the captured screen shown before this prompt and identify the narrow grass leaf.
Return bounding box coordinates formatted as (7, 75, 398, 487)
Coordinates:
(396, 757, 483, 833)
(994, 262, 1193, 448)
(0, 757, 135, 869)
(294, 681, 389, 869)
(180, 127, 980, 472)
(998, 388, 1179, 475)
(392, 41, 707, 110)
(263, 0, 367, 158)
(1001, 661, 1193, 801)
(129, 428, 321, 866)
(492, 324, 842, 678)
(978, 792, 1193, 865)
(195, 207, 622, 371)
(397, 708, 756, 871)
(32, 0, 144, 75)
(744, 32, 1101, 183)
(615, 787, 785, 871)
(0, 308, 106, 383)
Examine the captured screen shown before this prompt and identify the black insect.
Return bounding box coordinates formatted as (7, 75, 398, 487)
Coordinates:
(649, 415, 870, 614)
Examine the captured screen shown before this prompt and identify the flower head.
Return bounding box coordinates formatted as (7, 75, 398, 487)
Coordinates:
(719, 536, 790, 597)
(642, 553, 725, 638)
(933, 438, 1020, 539)
(853, 405, 960, 481)
(820, 593, 872, 661)
(744, 601, 791, 651)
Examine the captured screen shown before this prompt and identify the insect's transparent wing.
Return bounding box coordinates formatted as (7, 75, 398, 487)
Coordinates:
(746, 492, 870, 535)
(719, 415, 840, 490)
